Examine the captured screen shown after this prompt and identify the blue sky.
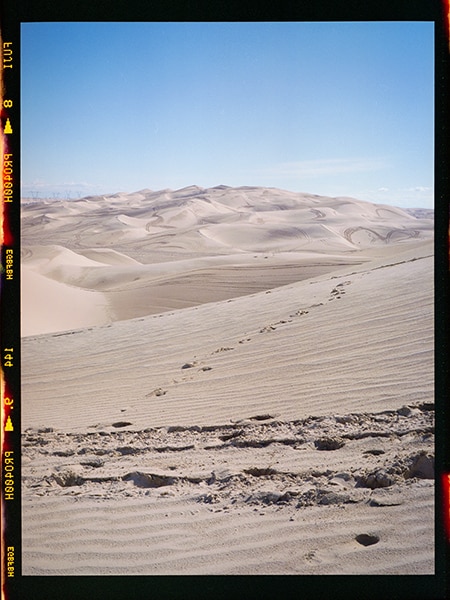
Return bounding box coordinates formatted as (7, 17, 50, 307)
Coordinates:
(21, 21, 434, 207)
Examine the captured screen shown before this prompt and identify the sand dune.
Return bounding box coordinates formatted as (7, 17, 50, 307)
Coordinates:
(21, 265, 112, 336)
(21, 186, 434, 575)
(21, 186, 432, 336)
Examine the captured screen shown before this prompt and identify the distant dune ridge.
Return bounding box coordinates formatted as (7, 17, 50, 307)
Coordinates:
(21, 186, 434, 575)
(21, 185, 433, 336)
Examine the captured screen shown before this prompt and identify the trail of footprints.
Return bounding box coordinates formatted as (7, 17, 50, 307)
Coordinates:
(23, 403, 434, 521)
(146, 279, 353, 396)
(23, 275, 434, 552)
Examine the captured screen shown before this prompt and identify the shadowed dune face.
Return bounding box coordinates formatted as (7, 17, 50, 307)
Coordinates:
(21, 186, 433, 336)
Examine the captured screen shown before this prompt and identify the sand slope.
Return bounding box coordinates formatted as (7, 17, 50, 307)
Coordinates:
(21, 186, 434, 575)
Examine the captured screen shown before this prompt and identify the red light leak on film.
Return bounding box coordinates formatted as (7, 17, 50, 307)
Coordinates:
(443, 473, 450, 542)
(2, 204, 13, 245)
(446, 0, 450, 47)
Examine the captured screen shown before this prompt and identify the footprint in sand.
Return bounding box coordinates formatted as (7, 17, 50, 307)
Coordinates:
(212, 347, 235, 354)
(249, 414, 277, 421)
(328, 280, 352, 301)
(307, 533, 380, 565)
(355, 533, 380, 547)
(293, 309, 309, 316)
(181, 362, 197, 369)
(145, 388, 167, 397)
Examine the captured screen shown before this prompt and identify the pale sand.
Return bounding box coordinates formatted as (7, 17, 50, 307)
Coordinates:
(21, 186, 434, 575)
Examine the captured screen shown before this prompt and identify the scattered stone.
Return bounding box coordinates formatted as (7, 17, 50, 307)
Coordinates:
(209, 468, 233, 483)
(167, 425, 188, 433)
(418, 402, 434, 412)
(23, 406, 434, 510)
(219, 429, 244, 441)
(246, 491, 284, 505)
(406, 453, 434, 479)
(78, 447, 110, 456)
(318, 490, 350, 505)
(397, 405, 421, 417)
(335, 414, 357, 424)
(197, 493, 220, 504)
(122, 471, 176, 488)
(314, 437, 345, 451)
(53, 450, 75, 457)
(80, 458, 105, 468)
(52, 470, 84, 487)
(116, 446, 140, 455)
(357, 469, 395, 489)
(154, 444, 195, 452)
(244, 467, 278, 477)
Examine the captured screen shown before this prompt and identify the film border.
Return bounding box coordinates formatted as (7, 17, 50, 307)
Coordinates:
(1, 1, 448, 599)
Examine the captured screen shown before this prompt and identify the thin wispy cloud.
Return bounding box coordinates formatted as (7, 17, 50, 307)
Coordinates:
(406, 186, 431, 193)
(359, 184, 434, 208)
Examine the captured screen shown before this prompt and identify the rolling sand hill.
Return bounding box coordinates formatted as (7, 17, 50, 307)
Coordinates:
(21, 186, 434, 575)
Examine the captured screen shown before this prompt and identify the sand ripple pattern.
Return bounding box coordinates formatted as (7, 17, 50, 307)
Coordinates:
(23, 404, 434, 575)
